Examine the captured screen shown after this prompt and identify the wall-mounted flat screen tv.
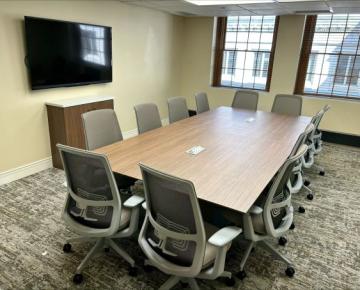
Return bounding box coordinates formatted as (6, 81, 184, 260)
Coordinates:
(24, 16, 112, 90)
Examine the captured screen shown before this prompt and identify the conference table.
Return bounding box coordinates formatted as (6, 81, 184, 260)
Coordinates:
(96, 106, 311, 213)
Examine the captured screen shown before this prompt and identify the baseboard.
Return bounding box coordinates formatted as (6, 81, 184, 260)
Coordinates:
(322, 130, 360, 147)
(0, 157, 53, 186)
(0, 118, 170, 186)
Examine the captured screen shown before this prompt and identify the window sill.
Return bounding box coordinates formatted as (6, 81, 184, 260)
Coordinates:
(298, 92, 360, 102)
(211, 84, 269, 92)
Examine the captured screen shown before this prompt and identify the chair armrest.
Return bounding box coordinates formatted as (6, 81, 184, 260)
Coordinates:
(123, 195, 145, 208)
(208, 226, 242, 247)
(249, 205, 263, 215)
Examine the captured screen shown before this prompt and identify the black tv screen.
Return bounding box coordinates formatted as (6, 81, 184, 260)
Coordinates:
(24, 16, 112, 90)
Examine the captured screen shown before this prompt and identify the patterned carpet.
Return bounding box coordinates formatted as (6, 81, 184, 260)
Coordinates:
(0, 143, 359, 290)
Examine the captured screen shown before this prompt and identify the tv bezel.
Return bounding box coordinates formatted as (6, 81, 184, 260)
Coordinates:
(24, 16, 113, 90)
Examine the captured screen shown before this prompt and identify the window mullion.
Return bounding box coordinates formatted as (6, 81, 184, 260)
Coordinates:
(346, 25, 360, 96)
(315, 16, 333, 95)
(330, 15, 349, 96)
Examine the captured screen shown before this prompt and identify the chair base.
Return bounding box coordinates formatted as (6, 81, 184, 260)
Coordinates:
(238, 239, 294, 278)
(158, 275, 234, 290)
(160, 276, 199, 290)
(64, 236, 136, 283)
(144, 258, 233, 290)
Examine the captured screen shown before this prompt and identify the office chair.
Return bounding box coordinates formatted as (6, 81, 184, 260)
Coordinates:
(81, 108, 135, 191)
(301, 113, 318, 170)
(302, 105, 330, 177)
(81, 109, 123, 150)
(57, 144, 144, 284)
(195, 92, 210, 114)
(134, 103, 162, 134)
(312, 104, 331, 155)
(138, 163, 242, 290)
(272, 94, 302, 116)
(226, 144, 308, 280)
(168, 96, 190, 124)
(231, 89, 259, 111)
(287, 123, 315, 211)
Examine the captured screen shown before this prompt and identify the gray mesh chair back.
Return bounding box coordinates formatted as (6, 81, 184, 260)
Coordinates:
(195, 92, 210, 114)
(306, 104, 330, 157)
(308, 109, 324, 144)
(271, 94, 302, 116)
(138, 163, 206, 276)
(168, 97, 189, 124)
(290, 123, 315, 157)
(301, 115, 318, 169)
(232, 90, 259, 111)
(263, 144, 308, 237)
(134, 103, 162, 134)
(82, 109, 123, 150)
(58, 144, 122, 236)
(287, 124, 314, 194)
(312, 104, 330, 134)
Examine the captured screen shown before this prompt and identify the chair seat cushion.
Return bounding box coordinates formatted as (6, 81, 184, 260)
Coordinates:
(119, 207, 131, 230)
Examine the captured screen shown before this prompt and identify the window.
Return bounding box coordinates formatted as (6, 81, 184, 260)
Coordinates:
(295, 14, 360, 99)
(213, 16, 279, 91)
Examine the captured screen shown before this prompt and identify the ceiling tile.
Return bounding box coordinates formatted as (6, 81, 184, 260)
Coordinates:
(249, 9, 291, 15)
(278, 1, 328, 11)
(116, 0, 360, 16)
(328, 1, 360, 8)
(332, 7, 360, 13)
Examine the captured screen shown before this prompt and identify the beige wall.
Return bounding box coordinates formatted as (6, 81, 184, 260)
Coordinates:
(0, 1, 184, 172)
(179, 15, 360, 136)
(1, 3, 359, 174)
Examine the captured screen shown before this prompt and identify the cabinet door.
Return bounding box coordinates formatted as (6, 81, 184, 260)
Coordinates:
(47, 106, 67, 169)
(64, 100, 114, 149)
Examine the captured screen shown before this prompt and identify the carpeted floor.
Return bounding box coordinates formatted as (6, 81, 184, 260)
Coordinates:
(0, 143, 359, 290)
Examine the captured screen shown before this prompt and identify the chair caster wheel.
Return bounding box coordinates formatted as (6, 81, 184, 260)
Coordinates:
(143, 265, 154, 272)
(290, 223, 295, 230)
(63, 243, 72, 253)
(180, 281, 189, 288)
(319, 171, 325, 176)
(73, 273, 83, 284)
(285, 266, 295, 277)
(225, 277, 236, 286)
(307, 193, 314, 200)
(128, 266, 138, 277)
(104, 247, 110, 252)
(278, 236, 287, 246)
(236, 270, 246, 280)
(298, 206, 305, 213)
(304, 180, 311, 186)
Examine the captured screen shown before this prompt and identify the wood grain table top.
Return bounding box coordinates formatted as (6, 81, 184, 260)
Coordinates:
(96, 106, 311, 213)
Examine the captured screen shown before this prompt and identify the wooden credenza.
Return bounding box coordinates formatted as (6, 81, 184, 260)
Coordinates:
(46, 96, 114, 169)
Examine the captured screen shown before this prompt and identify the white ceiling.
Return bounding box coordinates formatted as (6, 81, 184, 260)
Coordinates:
(117, 0, 360, 16)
